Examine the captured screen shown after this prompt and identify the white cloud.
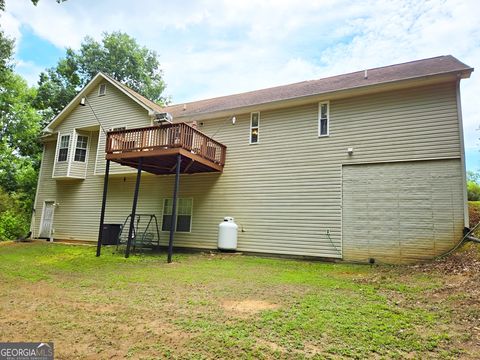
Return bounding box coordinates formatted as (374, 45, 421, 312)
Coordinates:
(0, 10, 21, 48)
(15, 59, 43, 86)
(3, 0, 480, 161)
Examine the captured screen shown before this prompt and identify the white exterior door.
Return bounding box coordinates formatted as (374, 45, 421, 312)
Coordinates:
(40, 201, 55, 240)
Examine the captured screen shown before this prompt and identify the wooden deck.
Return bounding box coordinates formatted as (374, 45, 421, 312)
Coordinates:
(105, 123, 227, 174)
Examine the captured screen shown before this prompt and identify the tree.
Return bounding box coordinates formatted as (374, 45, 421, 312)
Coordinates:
(34, 49, 81, 121)
(467, 170, 480, 184)
(0, 0, 68, 240)
(467, 170, 480, 201)
(0, 28, 14, 84)
(36, 31, 167, 122)
(0, 72, 42, 193)
(0, 24, 41, 239)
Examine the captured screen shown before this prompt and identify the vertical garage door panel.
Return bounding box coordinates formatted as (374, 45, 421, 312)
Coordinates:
(342, 159, 464, 264)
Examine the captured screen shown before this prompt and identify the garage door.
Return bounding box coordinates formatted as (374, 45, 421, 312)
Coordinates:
(342, 159, 464, 264)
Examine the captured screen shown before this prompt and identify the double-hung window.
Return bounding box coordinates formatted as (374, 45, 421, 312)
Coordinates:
(74, 135, 88, 162)
(57, 135, 70, 162)
(250, 112, 260, 144)
(318, 101, 329, 137)
(162, 198, 193, 232)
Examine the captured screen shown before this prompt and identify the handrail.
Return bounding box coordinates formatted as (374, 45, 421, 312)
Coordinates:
(105, 122, 226, 166)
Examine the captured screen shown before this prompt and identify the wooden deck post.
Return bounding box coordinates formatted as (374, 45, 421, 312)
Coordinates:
(167, 154, 182, 263)
(96, 159, 110, 257)
(125, 157, 143, 258)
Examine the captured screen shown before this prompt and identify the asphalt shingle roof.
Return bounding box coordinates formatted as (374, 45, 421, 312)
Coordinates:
(160, 55, 472, 118)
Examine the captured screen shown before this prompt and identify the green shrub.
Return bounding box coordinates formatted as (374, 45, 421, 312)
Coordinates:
(0, 209, 28, 241)
(0, 188, 30, 241)
(467, 181, 480, 201)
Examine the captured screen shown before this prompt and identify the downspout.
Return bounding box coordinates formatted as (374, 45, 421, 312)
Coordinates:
(456, 78, 469, 228)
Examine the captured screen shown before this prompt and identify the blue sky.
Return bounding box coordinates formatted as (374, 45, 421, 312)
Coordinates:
(2, 0, 479, 171)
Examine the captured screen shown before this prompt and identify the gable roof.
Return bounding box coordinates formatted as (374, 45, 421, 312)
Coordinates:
(163, 55, 472, 119)
(44, 72, 163, 132)
(101, 73, 164, 113)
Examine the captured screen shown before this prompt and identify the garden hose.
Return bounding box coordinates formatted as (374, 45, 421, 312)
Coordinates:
(434, 221, 480, 260)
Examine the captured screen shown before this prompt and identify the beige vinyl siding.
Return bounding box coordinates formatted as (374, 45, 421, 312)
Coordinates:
(342, 160, 463, 264)
(32, 81, 464, 261)
(53, 135, 162, 240)
(53, 160, 69, 178)
(33, 141, 57, 237)
(54, 82, 152, 176)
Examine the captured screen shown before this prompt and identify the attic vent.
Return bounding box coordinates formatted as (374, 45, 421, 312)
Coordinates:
(98, 83, 107, 96)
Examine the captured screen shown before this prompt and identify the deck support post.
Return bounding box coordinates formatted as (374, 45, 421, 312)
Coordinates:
(96, 159, 110, 257)
(125, 157, 143, 258)
(168, 154, 182, 263)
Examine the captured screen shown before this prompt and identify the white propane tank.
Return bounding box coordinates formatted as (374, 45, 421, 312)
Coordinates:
(218, 217, 238, 251)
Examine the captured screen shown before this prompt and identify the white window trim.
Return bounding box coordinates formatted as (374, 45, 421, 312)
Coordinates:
(98, 83, 107, 96)
(56, 133, 71, 163)
(318, 101, 330, 137)
(73, 133, 90, 163)
(161, 197, 193, 233)
(249, 111, 260, 144)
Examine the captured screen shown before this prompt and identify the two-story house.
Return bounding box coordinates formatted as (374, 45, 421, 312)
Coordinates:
(32, 55, 473, 264)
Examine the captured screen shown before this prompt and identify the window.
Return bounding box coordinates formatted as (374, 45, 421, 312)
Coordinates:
(74, 135, 88, 162)
(318, 101, 329, 137)
(250, 112, 260, 144)
(98, 83, 107, 96)
(162, 198, 193, 232)
(57, 135, 70, 162)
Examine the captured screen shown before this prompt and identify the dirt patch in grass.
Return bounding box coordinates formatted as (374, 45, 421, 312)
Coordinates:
(221, 299, 280, 314)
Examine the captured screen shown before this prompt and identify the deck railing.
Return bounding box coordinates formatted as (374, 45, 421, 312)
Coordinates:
(105, 123, 227, 166)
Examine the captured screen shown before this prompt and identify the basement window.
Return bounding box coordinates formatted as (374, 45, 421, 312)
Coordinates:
(162, 198, 193, 232)
(57, 134, 70, 162)
(318, 101, 329, 137)
(98, 83, 107, 96)
(250, 112, 260, 144)
(74, 135, 89, 162)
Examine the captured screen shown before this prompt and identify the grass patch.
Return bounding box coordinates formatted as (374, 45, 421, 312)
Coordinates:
(0, 241, 477, 359)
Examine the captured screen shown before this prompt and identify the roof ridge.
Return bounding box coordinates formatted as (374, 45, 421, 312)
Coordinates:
(163, 55, 472, 118)
(166, 55, 458, 108)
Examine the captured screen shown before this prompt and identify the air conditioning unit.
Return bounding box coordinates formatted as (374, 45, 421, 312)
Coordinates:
(153, 112, 173, 124)
(108, 126, 126, 132)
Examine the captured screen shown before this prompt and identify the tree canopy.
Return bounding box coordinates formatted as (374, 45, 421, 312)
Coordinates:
(36, 32, 167, 121)
(0, 2, 167, 240)
(0, 22, 41, 239)
(0, 28, 14, 83)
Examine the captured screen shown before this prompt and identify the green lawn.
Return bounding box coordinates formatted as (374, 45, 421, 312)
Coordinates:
(0, 242, 478, 359)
